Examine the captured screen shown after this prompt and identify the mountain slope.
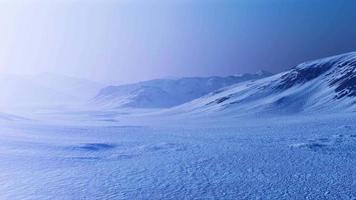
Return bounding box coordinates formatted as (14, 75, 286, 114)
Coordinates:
(92, 71, 272, 109)
(170, 52, 356, 116)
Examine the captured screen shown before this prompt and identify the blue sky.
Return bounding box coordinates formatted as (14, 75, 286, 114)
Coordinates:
(1, 0, 356, 83)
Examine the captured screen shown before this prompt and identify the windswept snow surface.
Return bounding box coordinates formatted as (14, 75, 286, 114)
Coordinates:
(1, 112, 356, 199)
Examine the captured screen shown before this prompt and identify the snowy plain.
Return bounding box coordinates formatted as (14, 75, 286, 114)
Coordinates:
(1, 111, 356, 200)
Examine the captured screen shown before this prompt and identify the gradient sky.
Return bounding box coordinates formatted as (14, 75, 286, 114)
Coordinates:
(1, 0, 356, 84)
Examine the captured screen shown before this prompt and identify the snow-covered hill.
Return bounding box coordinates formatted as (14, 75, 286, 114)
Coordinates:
(92, 71, 272, 109)
(0, 112, 25, 121)
(31, 73, 104, 101)
(171, 52, 356, 115)
(0, 73, 104, 111)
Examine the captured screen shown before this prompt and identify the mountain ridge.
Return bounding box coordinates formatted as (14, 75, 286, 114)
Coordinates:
(92, 71, 273, 109)
(167, 52, 356, 116)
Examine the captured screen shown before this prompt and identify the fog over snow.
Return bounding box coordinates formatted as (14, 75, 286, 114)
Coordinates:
(1, 1, 356, 199)
(1, 52, 356, 199)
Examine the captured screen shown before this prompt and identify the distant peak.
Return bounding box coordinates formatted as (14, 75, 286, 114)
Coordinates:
(233, 70, 272, 77)
(256, 70, 273, 76)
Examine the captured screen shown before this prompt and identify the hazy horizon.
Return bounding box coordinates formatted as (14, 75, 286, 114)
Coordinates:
(1, 0, 356, 84)
(0, 67, 274, 85)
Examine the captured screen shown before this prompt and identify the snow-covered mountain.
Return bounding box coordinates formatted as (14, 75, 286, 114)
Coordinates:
(0, 112, 25, 121)
(31, 73, 104, 101)
(170, 52, 356, 115)
(0, 73, 104, 111)
(92, 71, 272, 109)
